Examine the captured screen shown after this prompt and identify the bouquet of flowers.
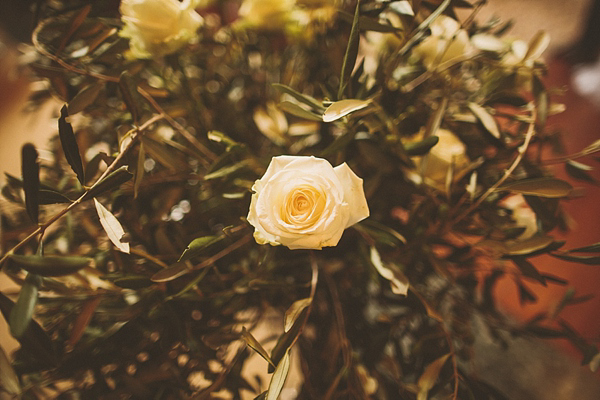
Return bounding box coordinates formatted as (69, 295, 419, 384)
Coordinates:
(1, 0, 600, 398)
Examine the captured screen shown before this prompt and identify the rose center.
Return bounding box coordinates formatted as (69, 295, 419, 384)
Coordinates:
(280, 184, 326, 227)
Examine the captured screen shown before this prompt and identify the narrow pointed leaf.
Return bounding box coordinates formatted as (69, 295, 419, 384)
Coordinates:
(389, 1, 414, 16)
(0, 345, 20, 395)
(39, 189, 72, 204)
(151, 263, 191, 282)
(523, 30, 550, 62)
(241, 327, 276, 368)
(9, 274, 42, 339)
(67, 296, 101, 349)
(272, 83, 324, 111)
(498, 177, 573, 198)
(405, 136, 439, 156)
(569, 243, 600, 253)
(134, 142, 145, 198)
(204, 161, 249, 180)
(141, 135, 188, 172)
(517, 281, 537, 304)
(94, 198, 130, 253)
(58, 105, 85, 184)
(119, 71, 141, 124)
(7, 254, 92, 277)
(370, 247, 409, 296)
(533, 74, 548, 129)
(279, 101, 324, 121)
(468, 103, 501, 139)
(21, 143, 39, 223)
(565, 160, 598, 185)
(424, 97, 448, 138)
(511, 256, 546, 285)
(266, 350, 291, 400)
(505, 235, 554, 256)
(284, 298, 312, 333)
(550, 253, 600, 265)
(84, 165, 133, 200)
(178, 236, 221, 262)
(323, 99, 370, 123)
(417, 354, 451, 400)
(269, 307, 308, 372)
(68, 82, 104, 115)
(338, 0, 361, 99)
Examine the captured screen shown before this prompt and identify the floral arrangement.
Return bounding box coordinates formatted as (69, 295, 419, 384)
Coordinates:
(1, 0, 600, 398)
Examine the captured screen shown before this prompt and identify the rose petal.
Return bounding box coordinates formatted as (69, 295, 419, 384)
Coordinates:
(333, 163, 370, 227)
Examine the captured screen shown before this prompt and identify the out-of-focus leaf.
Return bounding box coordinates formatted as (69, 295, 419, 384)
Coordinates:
(204, 161, 249, 180)
(9, 273, 42, 339)
(405, 136, 439, 156)
(568, 242, 600, 253)
(517, 280, 537, 305)
(505, 235, 554, 256)
(151, 263, 191, 282)
(550, 253, 600, 265)
(389, 1, 414, 15)
(134, 142, 145, 198)
(279, 101, 323, 121)
(424, 97, 447, 138)
(270, 307, 308, 373)
(21, 143, 39, 223)
(0, 293, 56, 366)
(468, 103, 501, 139)
(266, 350, 291, 400)
(471, 34, 508, 52)
(67, 296, 101, 349)
(58, 105, 85, 185)
(119, 71, 142, 124)
(7, 254, 91, 277)
(417, 353, 450, 400)
(498, 177, 573, 198)
(39, 189, 72, 204)
(533, 74, 548, 129)
(178, 236, 222, 262)
(582, 138, 600, 156)
(113, 275, 153, 289)
(323, 99, 371, 123)
(84, 152, 108, 184)
(0, 345, 20, 395)
(68, 82, 104, 115)
(565, 160, 598, 185)
(141, 135, 189, 172)
(284, 298, 311, 333)
(83, 165, 133, 200)
(272, 83, 324, 111)
(254, 392, 267, 400)
(370, 247, 409, 296)
(511, 256, 546, 285)
(93, 198, 130, 253)
(338, 0, 361, 99)
(241, 327, 275, 368)
(523, 30, 550, 62)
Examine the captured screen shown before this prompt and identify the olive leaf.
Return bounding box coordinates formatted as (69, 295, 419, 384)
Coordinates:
(322, 99, 371, 123)
(504, 235, 555, 256)
(279, 101, 324, 121)
(417, 353, 451, 400)
(266, 350, 291, 400)
(9, 273, 42, 339)
(178, 236, 222, 262)
(151, 263, 191, 282)
(0, 344, 20, 396)
(498, 177, 573, 198)
(241, 327, 276, 368)
(338, 0, 361, 99)
(93, 198, 130, 253)
(284, 298, 312, 333)
(119, 71, 142, 124)
(21, 143, 39, 224)
(58, 105, 85, 185)
(405, 136, 439, 156)
(468, 102, 501, 139)
(272, 83, 324, 111)
(68, 82, 104, 115)
(83, 166, 133, 200)
(7, 254, 92, 277)
(370, 247, 409, 296)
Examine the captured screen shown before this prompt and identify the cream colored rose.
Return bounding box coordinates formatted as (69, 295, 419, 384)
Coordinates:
(413, 15, 472, 70)
(247, 156, 369, 250)
(237, 0, 295, 31)
(119, 0, 203, 59)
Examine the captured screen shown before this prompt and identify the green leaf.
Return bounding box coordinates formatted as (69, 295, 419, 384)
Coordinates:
(113, 275, 154, 289)
(84, 165, 133, 200)
(151, 262, 191, 282)
(134, 142, 145, 198)
(532, 74, 548, 129)
(21, 143, 39, 224)
(119, 71, 141, 124)
(9, 273, 42, 339)
(178, 236, 221, 262)
(141, 135, 189, 172)
(284, 298, 311, 333)
(270, 307, 308, 373)
(272, 83, 324, 111)
(204, 161, 249, 180)
(417, 353, 451, 400)
(370, 247, 409, 296)
(0, 343, 20, 395)
(7, 254, 91, 277)
(39, 189, 73, 205)
(241, 327, 276, 368)
(94, 198, 130, 253)
(504, 235, 555, 256)
(405, 136, 440, 156)
(468, 103, 501, 139)
(322, 99, 371, 123)
(279, 101, 324, 121)
(68, 82, 104, 115)
(568, 243, 600, 253)
(338, 0, 361, 99)
(266, 350, 291, 400)
(58, 105, 85, 184)
(550, 253, 600, 265)
(498, 177, 573, 198)
(565, 160, 598, 185)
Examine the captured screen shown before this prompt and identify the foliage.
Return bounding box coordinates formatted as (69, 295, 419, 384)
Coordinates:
(1, 0, 600, 398)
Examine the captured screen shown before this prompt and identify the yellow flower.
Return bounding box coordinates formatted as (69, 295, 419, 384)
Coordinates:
(247, 156, 369, 250)
(412, 15, 472, 70)
(237, 0, 296, 31)
(119, 0, 203, 59)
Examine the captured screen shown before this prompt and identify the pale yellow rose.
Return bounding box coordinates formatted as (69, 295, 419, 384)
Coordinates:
(412, 15, 472, 70)
(247, 156, 369, 250)
(119, 0, 203, 59)
(237, 0, 296, 31)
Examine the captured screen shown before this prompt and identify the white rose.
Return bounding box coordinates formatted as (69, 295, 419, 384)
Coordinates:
(237, 0, 295, 31)
(247, 156, 369, 250)
(119, 0, 203, 59)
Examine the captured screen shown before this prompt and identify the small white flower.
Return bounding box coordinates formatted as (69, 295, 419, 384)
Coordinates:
(247, 156, 369, 250)
(119, 0, 203, 59)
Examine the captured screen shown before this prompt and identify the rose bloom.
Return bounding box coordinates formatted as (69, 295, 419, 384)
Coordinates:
(412, 15, 472, 70)
(119, 0, 203, 59)
(247, 156, 369, 250)
(237, 0, 295, 31)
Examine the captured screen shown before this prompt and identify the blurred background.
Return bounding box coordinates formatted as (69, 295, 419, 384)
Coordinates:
(1, 0, 600, 398)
